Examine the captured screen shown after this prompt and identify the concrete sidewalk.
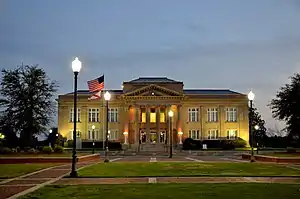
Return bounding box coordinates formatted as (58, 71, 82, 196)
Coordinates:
(52, 176, 300, 185)
(0, 160, 100, 199)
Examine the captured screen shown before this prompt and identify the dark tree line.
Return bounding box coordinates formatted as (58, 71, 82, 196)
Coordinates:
(0, 65, 58, 148)
(268, 73, 300, 147)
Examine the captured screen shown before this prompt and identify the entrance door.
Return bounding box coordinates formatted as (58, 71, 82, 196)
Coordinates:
(149, 130, 157, 143)
(159, 130, 167, 144)
(140, 131, 146, 144)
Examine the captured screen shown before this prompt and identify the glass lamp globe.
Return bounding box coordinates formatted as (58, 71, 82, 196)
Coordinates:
(104, 91, 111, 101)
(168, 110, 174, 117)
(248, 90, 255, 101)
(72, 57, 82, 73)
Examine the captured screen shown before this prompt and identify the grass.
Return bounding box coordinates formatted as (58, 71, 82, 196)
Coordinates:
(19, 184, 300, 199)
(78, 162, 300, 177)
(0, 163, 60, 178)
(0, 152, 91, 157)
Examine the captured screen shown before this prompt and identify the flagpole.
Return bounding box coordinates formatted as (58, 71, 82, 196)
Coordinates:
(102, 74, 105, 150)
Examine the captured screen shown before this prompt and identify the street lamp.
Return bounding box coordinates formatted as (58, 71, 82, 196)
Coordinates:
(254, 125, 259, 130)
(49, 129, 52, 134)
(178, 132, 183, 145)
(70, 57, 82, 178)
(92, 125, 95, 154)
(168, 110, 174, 158)
(248, 90, 255, 162)
(104, 91, 111, 163)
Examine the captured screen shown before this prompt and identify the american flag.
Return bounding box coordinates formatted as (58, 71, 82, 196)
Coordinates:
(87, 75, 104, 92)
(88, 90, 101, 100)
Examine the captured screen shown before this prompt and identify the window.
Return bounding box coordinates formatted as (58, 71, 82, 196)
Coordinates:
(188, 108, 199, 122)
(88, 108, 99, 122)
(226, 107, 237, 122)
(141, 112, 146, 123)
(227, 129, 238, 140)
(188, 130, 200, 140)
(160, 112, 165, 123)
(68, 130, 81, 140)
(208, 129, 218, 140)
(88, 129, 99, 140)
(69, 108, 81, 122)
(150, 109, 156, 123)
(207, 108, 218, 122)
(108, 108, 118, 122)
(108, 129, 118, 140)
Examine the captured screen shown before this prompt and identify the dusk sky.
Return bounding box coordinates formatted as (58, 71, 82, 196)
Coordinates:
(1, 0, 300, 129)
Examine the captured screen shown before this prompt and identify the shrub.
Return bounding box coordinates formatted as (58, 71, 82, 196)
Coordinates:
(287, 147, 296, 153)
(53, 145, 64, 153)
(0, 147, 13, 154)
(232, 138, 247, 148)
(16, 146, 21, 153)
(65, 140, 73, 148)
(23, 146, 31, 152)
(36, 146, 43, 152)
(27, 148, 36, 154)
(42, 146, 53, 154)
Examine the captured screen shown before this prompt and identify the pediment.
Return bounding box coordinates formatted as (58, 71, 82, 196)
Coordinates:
(123, 84, 182, 97)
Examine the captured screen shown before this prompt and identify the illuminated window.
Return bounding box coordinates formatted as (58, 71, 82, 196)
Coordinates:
(88, 108, 99, 122)
(208, 129, 218, 139)
(160, 112, 165, 123)
(69, 108, 81, 122)
(142, 112, 146, 123)
(226, 108, 237, 122)
(188, 108, 199, 122)
(207, 108, 218, 122)
(188, 130, 200, 140)
(150, 112, 156, 123)
(108, 108, 118, 122)
(227, 129, 238, 140)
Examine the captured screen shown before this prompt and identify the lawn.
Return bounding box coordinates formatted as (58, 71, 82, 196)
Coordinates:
(0, 152, 90, 157)
(19, 184, 300, 199)
(0, 163, 60, 178)
(78, 162, 300, 177)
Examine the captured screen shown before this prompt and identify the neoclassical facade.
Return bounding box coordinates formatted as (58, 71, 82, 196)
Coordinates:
(58, 77, 249, 151)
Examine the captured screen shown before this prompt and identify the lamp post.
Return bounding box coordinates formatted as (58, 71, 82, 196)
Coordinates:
(178, 132, 183, 145)
(92, 125, 95, 154)
(248, 90, 255, 163)
(254, 125, 259, 154)
(104, 91, 111, 163)
(49, 129, 53, 147)
(70, 57, 82, 177)
(123, 132, 128, 144)
(168, 110, 174, 158)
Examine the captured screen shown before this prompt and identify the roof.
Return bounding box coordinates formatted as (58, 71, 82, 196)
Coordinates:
(125, 77, 181, 83)
(183, 89, 244, 95)
(64, 90, 123, 95)
(63, 89, 243, 95)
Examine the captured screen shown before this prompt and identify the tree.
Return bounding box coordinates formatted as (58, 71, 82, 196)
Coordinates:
(269, 73, 300, 146)
(249, 106, 267, 147)
(0, 65, 58, 147)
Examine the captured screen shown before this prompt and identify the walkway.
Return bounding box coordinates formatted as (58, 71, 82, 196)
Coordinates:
(53, 176, 300, 185)
(0, 160, 101, 199)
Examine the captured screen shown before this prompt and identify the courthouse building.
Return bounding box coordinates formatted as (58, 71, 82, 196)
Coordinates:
(58, 77, 249, 151)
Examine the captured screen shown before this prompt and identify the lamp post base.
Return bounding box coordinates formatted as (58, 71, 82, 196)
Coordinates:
(104, 159, 110, 163)
(70, 170, 78, 178)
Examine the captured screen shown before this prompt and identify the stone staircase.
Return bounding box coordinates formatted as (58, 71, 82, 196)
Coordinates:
(140, 143, 165, 152)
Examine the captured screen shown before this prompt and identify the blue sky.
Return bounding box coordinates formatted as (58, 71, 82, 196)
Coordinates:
(1, 0, 300, 129)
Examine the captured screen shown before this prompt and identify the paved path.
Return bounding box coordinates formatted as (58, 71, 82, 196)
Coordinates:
(53, 176, 300, 185)
(0, 160, 102, 199)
